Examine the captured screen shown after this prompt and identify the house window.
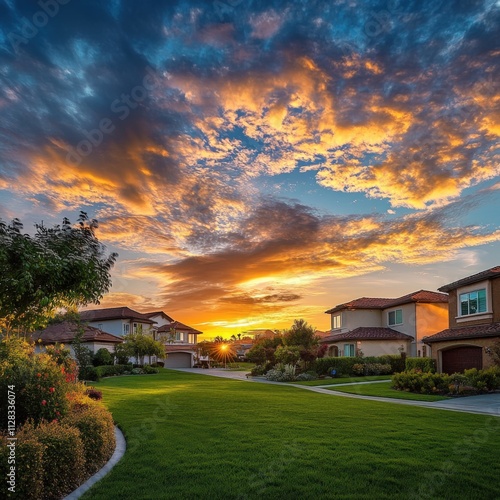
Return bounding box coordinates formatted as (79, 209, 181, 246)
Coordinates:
(123, 323, 130, 335)
(459, 289, 487, 316)
(344, 344, 355, 357)
(422, 345, 427, 357)
(175, 332, 182, 341)
(332, 314, 342, 329)
(388, 309, 403, 326)
(133, 322, 138, 333)
(188, 334, 195, 344)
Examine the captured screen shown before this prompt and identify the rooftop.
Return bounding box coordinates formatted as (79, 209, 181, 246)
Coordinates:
(438, 266, 500, 293)
(32, 321, 123, 344)
(423, 323, 500, 343)
(320, 327, 414, 342)
(79, 307, 156, 324)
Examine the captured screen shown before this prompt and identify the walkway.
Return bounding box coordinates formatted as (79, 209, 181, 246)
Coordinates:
(173, 368, 500, 417)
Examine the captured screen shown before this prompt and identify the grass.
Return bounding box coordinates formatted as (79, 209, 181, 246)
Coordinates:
(291, 375, 390, 386)
(83, 369, 500, 500)
(224, 362, 256, 371)
(327, 381, 451, 401)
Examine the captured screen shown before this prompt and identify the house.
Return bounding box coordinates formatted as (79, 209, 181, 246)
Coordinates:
(80, 307, 202, 368)
(80, 307, 156, 337)
(32, 321, 123, 355)
(321, 290, 449, 357)
(423, 266, 500, 373)
(156, 320, 202, 368)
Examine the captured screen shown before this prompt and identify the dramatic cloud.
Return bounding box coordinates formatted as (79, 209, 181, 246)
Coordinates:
(0, 0, 499, 335)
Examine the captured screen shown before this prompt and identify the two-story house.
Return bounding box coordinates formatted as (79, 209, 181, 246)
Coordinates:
(423, 266, 500, 373)
(321, 290, 449, 357)
(80, 307, 156, 338)
(145, 312, 202, 368)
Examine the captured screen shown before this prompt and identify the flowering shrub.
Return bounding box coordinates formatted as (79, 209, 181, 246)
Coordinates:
(405, 357, 436, 373)
(85, 387, 103, 400)
(265, 364, 297, 382)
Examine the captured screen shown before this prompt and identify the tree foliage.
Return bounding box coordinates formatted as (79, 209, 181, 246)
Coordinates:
(122, 333, 165, 365)
(283, 319, 318, 350)
(0, 212, 118, 333)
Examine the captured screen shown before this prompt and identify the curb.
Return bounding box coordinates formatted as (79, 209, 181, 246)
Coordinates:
(64, 425, 126, 500)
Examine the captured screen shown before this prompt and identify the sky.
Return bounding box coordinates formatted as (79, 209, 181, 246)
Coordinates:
(0, 0, 499, 339)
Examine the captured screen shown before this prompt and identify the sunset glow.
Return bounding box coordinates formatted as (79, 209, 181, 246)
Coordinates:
(1, 1, 499, 338)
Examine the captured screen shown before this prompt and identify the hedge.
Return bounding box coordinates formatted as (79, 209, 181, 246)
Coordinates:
(80, 363, 133, 381)
(30, 421, 86, 499)
(405, 357, 436, 373)
(313, 355, 405, 376)
(64, 397, 116, 476)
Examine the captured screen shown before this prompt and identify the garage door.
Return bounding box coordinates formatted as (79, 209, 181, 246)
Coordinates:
(164, 352, 192, 368)
(442, 346, 483, 374)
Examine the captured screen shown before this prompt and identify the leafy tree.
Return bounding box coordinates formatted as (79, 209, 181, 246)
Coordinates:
(72, 328, 94, 373)
(487, 340, 500, 366)
(246, 344, 267, 365)
(274, 345, 301, 365)
(0, 212, 118, 334)
(122, 333, 165, 365)
(93, 348, 114, 366)
(283, 319, 318, 351)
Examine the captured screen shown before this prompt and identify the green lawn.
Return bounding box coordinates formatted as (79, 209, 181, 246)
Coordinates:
(225, 362, 256, 371)
(291, 375, 390, 386)
(327, 381, 450, 401)
(83, 370, 500, 500)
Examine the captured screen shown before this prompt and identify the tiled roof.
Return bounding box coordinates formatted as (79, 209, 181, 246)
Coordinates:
(423, 323, 500, 343)
(32, 321, 123, 344)
(79, 307, 155, 324)
(144, 311, 175, 322)
(325, 297, 394, 314)
(157, 321, 202, 335)
(320, 327, 414, 342)
(438, 266, 500, 292)
(325, 290, 448, 314)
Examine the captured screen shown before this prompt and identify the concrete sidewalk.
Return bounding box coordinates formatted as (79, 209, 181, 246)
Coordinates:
(172, 368, 500, 417)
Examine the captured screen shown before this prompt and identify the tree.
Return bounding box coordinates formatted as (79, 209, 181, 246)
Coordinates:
(122, 333, 165, 365)
(283, 319, 318, 351)
(274, 345, 301, 365)
(0, 212, 118, 334)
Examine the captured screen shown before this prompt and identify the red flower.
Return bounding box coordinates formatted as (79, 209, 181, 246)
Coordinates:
(49, 387, 55, 393)
(41, 400, 47, 406)
(37, 373, 41, 377)
(56, 411, 60, 416)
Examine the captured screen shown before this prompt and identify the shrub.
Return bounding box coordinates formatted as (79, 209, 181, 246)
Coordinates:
(31, 420, 86, 499)
(93, 348, 114, 367)
(80, 365, 100, 381)
(295, 373, 316, 381)
(85, 387, 103, 400)
(250, 365, 266, 376)
(143, 365, 159, 374)
(405, 357, 436, 373)
(265, 364, 296, 382)
(312, 357, 364, 376)
(152, 361, 164, 367)
(131, 367, 144, 375)
(0, 347, 70, 430)
(0, 428, 45, 499)
(274, 345, 301, 365)
(352, 364, 365, 376)
(64, 398, 115, 476)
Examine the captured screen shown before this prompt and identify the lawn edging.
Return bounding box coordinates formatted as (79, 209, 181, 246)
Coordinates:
(63, 425, 126, 500)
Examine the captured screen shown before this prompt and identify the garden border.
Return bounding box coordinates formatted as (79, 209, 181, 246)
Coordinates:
(63, 425, 126, 499)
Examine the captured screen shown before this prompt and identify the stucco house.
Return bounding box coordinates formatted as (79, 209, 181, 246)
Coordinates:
(321, 290, 449, 357)
(32, 321, 123, 355)
(80, 307, 156, 336)
(423, 266, 500, 373)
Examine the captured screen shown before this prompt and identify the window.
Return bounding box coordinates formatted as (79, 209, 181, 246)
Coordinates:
(133, 322, 138, 333)
(422, 345, 427, 357)
(188, 334, 195, 344)
(332, 314, 342, 329)
(460, 289, 486, 316)
(123, 323, 130, 335)
(175, 331, 182, 341)
(344, 344, 355, 357)
(388, 309, 403, 326)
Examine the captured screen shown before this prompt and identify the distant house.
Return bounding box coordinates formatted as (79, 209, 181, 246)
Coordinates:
(79, 307, 202, 368)
(80, 307, 156, 337)
(424, 266, 500, 373)
(321, 290, 449, 357)
(32, 321, 123, 355)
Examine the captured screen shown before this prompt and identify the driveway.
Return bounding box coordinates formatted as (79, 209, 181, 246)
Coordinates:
(172, 368, 500, 417)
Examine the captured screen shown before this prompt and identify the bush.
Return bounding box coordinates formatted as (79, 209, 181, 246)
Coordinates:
(85, 387, 103, 400)
(132, 367, 144, 374)
(295, 373, 316, 381)
(64, 397, 115, 476)
(93, 348, 114, 367)
(265, 364, 296, 382)
(80, 365, 100, 381)
(95, 364, 132, 378)
(32, 420, 86, 499)
(0, 345, 71, 430)
(405, 357, 436, 373)
(143, 365, 159, 374)
(152, 361, 164, 367)
(274, 345, 301, 365)
(0, 428, 45, 499)
(312, 357, 364, 376)
(250, 365, 266, 376)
